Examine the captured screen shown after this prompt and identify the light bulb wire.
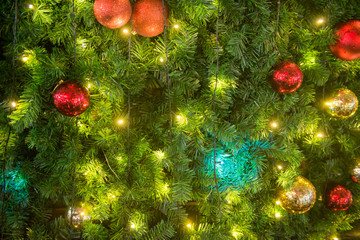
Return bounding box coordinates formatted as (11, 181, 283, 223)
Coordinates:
(162, 0, 172, 141)
(1, 0, 17, 237)
(211, 0, 222, 221)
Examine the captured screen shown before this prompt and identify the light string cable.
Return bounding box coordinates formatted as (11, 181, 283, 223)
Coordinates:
(126, 12, 133, 179)
(211, 0, 222, 221)
(0, 0, 18, 238)
(69, 0, 77, 230)
(161, 0, 172, 141)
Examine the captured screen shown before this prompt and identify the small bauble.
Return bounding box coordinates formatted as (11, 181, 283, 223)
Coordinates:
(52, 81, 90, 117)
(68, 207, 88, 228)
(351, 160, 360, 183)
(325, 88, 358, 119)
(329, 20, 360, 61)
(133, 0, 169, 37)
(270, 61, 303, 94)
(326, 185, 352, 211)
(279, 176, 316, 214)
(94, 0, 132, 29)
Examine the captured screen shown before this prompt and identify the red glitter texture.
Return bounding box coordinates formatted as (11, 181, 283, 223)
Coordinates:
(94, 0, 131, 29)
(329, 20, 360, 61)
(326, 185, 353, 211)
(52, 82, 90, 117)
(133, 0, 169, 37)
(270, 61, 303, 94)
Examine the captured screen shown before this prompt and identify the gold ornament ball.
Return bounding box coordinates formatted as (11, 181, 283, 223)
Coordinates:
(352, 160, 360, 183)
(325, 88, 358, 119)
(279, 176, 316, 214)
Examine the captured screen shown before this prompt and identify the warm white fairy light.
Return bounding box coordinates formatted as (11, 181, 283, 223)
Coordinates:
(22, 56, 28, 62)
(131, 223, 135, 229)
(275, 212, 281, 218)
(159, 57, 164, 63)
(117, 119, 124, 125)
(176, 115, 181, 120)
(317, 18, 325, 25)
(87, 83, 91, 89)
(29, 4, 34, 9)
(11, 101, 17, 108)
(174, 24, 179, 29)
(123, 28, 129, 34)
(271, 121, 278, 129)
(317, 132, 324, 138)
(186, 223, 192, 228)
(277, 165, 283, 170)
(276, 200, 281, 205)
(333, 237, 339, 240)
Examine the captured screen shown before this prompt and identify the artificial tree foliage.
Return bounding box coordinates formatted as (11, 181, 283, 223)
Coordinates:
(1, 0, 360, 239)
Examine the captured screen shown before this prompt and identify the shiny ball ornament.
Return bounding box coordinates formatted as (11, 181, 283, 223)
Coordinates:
(326, 185, 352, 211)
(270, 61, 303, 94)
(68, 207, 88, 229)
(279, 176, 316, 214)
(351, 160, 360, 183)
(94, 0, 132, 29)
(133, 0, 169, 37)
(325, 88, 358, 119)
(329, 20, 360, 61)
(52, 81, 90, 117)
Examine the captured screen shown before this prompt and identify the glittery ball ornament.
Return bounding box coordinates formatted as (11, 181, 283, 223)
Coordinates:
(351, 160, 360, 183)
(133, 0, 169, 37)
(68, 207, 88, 229)
(329, 20, 360, 61)
(326, 185, 352, 211)
(279, 176, 316, 214)
(94, 0, 131, 29)
(325, 88, 358, 119)
(270, 61, 303, 94)
(52, 81, 90, 117)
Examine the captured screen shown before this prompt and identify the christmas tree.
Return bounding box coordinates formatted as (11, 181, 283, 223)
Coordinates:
(1, 0, 360, 239)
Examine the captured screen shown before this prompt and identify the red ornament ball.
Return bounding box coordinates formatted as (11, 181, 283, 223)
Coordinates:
(52, 81, 90, 117)
(326, 185, 353, 211)
(329, 20, 360, 61)
(94, 0, 132, 29)
(270, 61, 303, 94)
(133, 0, 169, 37)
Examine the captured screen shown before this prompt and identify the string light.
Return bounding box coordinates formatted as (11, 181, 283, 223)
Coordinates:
(276, 200, 281, 205)
(22, 56, 28, 62)
(84, 172, 88, 175)
(174, 24, 179, 29)
(164, 184, 168, 190)
(11, 101, 17, 108)
(80, 212, 85, 216)
(123, 28, 129, 34)
(117, 119, 124, 125)
(333, 237, 339, 240)
(176, 115, 181, 120)
(29, 4, 34, 9)
(159, 57, 164, 63)
(316, 132, 324, 138)
(186, 223, 192, 228)
(232, 232, 238, 237)
(228, 200, 231, 204)
(277, 165, 283, 170)
(275, 212, 281, 218)
(87, 83, 91, 89)
(270, 121, 278, 129)
(317, 18, 325, 25)
(130, 223, 135, 229)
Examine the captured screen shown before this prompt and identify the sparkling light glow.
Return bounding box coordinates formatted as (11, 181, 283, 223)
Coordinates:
(159, 57, 164, 63)
(277, 165, 283, 170)
(176, 115, 181, 120)
(317, 18, 325, 24)
(228, 200, 231, 204)
(174, 24, 179, 29)
(232, 232, 238, 237)
(271, 121, 278, 128)
(333, 238, 339, 240)
(117, 119, 124, 125)
(29, 4, 34, 9)
(276, 200, 281, 205)
(11, 101, 17, 108)
(186, 223, 192, 228)
(87, 83, 91, 89)
(80, 212, 85, 216)
(22, 56, 28, 62)
(123, 29, 129, 34)
(131, 223, 135, 229)
(317, 132, 324, 138)
(275, 212, 281, 218)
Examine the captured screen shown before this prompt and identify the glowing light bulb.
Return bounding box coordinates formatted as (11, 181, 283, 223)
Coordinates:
(228, 200, 231, 204)
(84, 172, 88, 175)
(333, 238, 339, 240)
(80, 212, 85, 216)
(164, 184, 168, 190)
(276, 200, 281, 205)
(277, 165, 283, 170)
(131, 223, 135, 229)
(186, 223, 192, 228)
(232, 232, 238, 237)
(275, 212, 281, 218)
(271, 121, 278, 128)
(87, 83, 91, 89)
(317, 132, 324, 138)
(317, 18, 324, 24)
(22, 56, 28, 62)
(29, 4, 34, 9)
(123, 28, 129, 34)
(11, 101, 17, 108)
(117, 119, 124, 125)
(174, 24, 179, 29)
(159, 58, 164, 63)
(176, 115, 181, 120)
